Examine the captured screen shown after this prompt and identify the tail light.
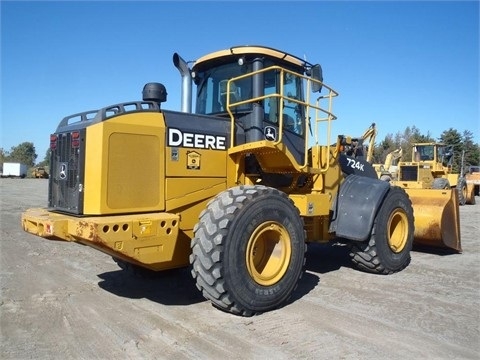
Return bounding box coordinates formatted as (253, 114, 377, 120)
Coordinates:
(71, 131, 80, 148)
(50, 132, 81, 149)
(50, 134, 57, 149)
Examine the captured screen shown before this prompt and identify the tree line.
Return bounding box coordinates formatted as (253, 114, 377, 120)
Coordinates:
(371, 126, 479, 174)
(1, 126, 479, 174)
(0, 143, 49, 168)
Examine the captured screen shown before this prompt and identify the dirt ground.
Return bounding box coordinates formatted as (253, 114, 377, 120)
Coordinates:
(1, 178, 479, 360)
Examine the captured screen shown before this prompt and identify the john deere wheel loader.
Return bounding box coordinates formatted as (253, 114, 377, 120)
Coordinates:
(22, 46, 456, 316)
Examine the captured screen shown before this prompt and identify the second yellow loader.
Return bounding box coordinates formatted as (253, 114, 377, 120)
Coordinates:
(391, 143, 462, 252)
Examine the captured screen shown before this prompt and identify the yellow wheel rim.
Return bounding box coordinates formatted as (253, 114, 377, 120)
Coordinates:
(388, 209, 409, 253)
(246, 221, 291, 286)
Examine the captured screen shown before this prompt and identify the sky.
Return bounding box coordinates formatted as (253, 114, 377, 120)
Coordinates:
(1, 0, 479, 161)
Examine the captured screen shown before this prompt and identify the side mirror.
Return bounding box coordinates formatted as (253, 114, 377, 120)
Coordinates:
(311, 64, 323, 93)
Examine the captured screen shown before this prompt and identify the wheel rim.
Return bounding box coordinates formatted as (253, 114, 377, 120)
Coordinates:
(388, 209, 409, 253)
(246, 221, 291, 286)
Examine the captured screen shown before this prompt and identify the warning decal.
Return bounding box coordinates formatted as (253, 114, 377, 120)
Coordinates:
(187, 151, 201, 170)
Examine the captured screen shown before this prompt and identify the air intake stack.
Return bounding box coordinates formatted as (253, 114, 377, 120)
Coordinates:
(142, 82, 167, 107)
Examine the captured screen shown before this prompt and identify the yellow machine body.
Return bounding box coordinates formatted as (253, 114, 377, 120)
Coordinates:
(23, 110, 230, 270)
(22, 47, 344, 271)
(21, 46, 461, 276)
(83, 112, 166, 214)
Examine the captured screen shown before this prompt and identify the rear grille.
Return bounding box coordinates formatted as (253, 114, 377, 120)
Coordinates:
(48, 130, 86, 214)
(400, 165, 418, 181)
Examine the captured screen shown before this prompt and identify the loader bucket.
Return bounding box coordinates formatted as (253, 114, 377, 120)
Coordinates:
(404, 188, 462, 253)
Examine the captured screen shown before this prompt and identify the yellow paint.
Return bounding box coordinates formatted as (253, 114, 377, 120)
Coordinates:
(83, 112, 166, 214)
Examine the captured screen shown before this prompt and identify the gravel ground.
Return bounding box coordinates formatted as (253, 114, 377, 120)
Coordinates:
(1, 178, 479, 360)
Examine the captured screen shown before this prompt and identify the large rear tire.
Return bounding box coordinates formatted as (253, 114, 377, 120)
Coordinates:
(190, 185, 306, 316)
(456, 177, 467, 206)
(349, 186, 414, 274)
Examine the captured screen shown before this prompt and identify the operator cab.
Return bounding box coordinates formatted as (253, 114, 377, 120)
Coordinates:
(413, 143, 453, 166)
(191, 46, 322, 136)
(172, 45, 334, 187)
(414, 144, 435, 162)
(193, 55, 307, 137)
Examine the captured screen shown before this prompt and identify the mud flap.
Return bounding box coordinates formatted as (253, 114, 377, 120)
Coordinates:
(405, 188, 462, 252)
(330, 175, 390, 241)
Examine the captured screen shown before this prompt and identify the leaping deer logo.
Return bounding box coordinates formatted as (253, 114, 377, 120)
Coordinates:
(264, 126, 277, 141)
(59, 163, 67, 180)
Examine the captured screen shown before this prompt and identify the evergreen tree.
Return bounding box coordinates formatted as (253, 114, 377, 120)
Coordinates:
(439, 128, 464, 173)
(461, 130, 480, 172)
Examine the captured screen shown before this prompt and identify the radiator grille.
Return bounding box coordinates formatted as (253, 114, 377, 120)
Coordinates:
(48, 130, 85, 214)
(400, 165, 418, 181)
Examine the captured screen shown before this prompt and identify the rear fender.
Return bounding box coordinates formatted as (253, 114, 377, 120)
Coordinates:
(330, 175, 390, 241)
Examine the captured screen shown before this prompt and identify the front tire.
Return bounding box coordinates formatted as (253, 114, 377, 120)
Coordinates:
(190, 185, 306, 316)
(349, 186, 414, 274)
(380, 174, 392, 182)
(432, 177, 450, 189)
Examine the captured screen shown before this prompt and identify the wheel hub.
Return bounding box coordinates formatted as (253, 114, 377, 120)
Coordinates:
(388, 209, 408, 253)
(246, 221, 291, 286)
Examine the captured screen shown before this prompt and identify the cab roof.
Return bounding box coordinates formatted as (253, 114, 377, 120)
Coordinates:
(192, 45, 313, 72)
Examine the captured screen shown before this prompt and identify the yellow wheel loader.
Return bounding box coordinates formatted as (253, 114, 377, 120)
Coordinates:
(32, 166, 49, 179)
(21, 46, 456, 316)
(465, 165, 480, 204)
(374, 148, 403, 182)
(391, 142, 462, 251)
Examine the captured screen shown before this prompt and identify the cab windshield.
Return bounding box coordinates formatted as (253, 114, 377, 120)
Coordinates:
(194, 60, 305, 136)
(414, 145, 435, 161)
